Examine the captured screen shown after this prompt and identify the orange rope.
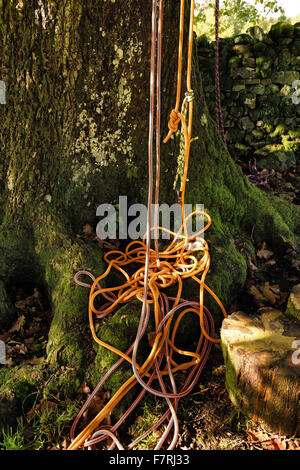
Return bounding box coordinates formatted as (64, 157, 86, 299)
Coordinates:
(68, 0, 227, 451)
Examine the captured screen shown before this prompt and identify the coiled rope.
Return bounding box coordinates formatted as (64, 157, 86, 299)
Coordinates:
(68, 0, 227, 451)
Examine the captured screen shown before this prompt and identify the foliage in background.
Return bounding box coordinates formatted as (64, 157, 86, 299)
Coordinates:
(195, 0, 288, 39)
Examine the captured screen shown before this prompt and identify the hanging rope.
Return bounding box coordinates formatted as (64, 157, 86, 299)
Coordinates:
(67, 0, 227, 451)
(215, 0, 227, 147)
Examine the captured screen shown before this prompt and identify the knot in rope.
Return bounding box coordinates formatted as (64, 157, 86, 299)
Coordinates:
(168, 109, 181, 132)
(163, 109, 182, 143)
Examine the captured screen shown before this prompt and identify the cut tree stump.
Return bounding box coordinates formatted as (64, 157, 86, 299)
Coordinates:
(286, 284, 300, 322)
(221, 308, 300, 437)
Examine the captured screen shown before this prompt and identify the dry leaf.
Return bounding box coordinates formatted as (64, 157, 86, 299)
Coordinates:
(27, 398, 58, 420)
(19, 344, 28, 355)
(247, 429, 290, 450)
(77, 381, 91, 395)
(5, 357, 14, 367)
(82, 391, 111, 426)
(257, 247, 274, 261)
(25, 337, 34, 344)
(147, 331, 157, 347)
(23, 356, 45, 365)
(61, 437, 71, 450)
(247, 257, 258, 278)
(262, 283, 277, 305)
(248, 285, 266, 305)
(265, 258, 276, 266)
(9, 315, 26, 333)
(82, 224, 94, 237)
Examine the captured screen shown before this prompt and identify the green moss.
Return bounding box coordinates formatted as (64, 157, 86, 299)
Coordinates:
(43, 367, 82, 399)
(32, 217, 105, 369)
(91, 300, 154, 419)
(0, 363, 47, 429)
(269, 22, 294, 45)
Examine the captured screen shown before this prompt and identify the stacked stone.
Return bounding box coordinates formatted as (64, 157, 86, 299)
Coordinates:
(197, 21, 300, 172)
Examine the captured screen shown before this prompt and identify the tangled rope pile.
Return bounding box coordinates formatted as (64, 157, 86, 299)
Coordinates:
(68, 0, 227, 451)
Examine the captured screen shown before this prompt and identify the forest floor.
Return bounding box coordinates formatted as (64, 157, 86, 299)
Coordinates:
(0, 162, 299, 451)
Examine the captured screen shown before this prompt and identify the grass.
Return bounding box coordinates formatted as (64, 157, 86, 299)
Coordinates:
(0, 424, 26, 451)
(0, 397, 81, 451)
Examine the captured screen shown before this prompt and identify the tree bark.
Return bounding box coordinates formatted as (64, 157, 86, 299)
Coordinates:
(0, 0, 299, 421)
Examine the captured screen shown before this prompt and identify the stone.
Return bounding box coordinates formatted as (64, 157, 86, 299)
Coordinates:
(272, 71, 286, 84)
(279, 84, 291, 97)
(247, 26, 266, 42)
(268, 84, 279, 94)
(253, 42, 269, 55)
(232, 44, 252, 57)
(278, 48, 292, 68)
(232, 67, 257, 80)
(261, 78, 272, 85)
(228, 56, 242, 69)
(256, 56, 271, 71)
(269, 22, 294, 45)
(244, 78, 261, 85)
(197, 20, 300, 171)
(240, 116, 254, 131)
(232, 83, 245, 92)
(256, 150, 296, 172)
(285, 71, 300, 85)
(286, 284, 300, 321)
(292, 41, 300, 56)
(252, 84, 265, 95)
(221, 308, 300, 437)
(233, 34, 252, 45)
(252, 129, 264, 139)
(244, 95, 256, 109)
(242, 57, 256, 67)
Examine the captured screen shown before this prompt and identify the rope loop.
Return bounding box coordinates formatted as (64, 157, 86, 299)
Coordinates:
(182, 89, 194, 111)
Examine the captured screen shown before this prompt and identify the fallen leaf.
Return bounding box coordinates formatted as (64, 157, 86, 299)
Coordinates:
(9, 315, 26, 333)
(82, 224, 94, 237)
(25, 337, 34, 344)
(22, 356, 45, 365)
(247, 257, 258, 278)
(77, 381, 91, 395)
(257, 247, 274, 261)
(248, 285, 266, 306)
(262, 283, 277, 305)
(27, 398, 58, 420)
(82, 391, 111, 426)
(148, 331, 157, 347)
(265, 258, 276, 266)
(247, 429, 289, 450)
(61, 437, 71, 450)
(5, 357, 14, 367)
(19, 343, 28, 355)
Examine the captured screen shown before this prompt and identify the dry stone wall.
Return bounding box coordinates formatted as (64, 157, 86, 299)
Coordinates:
(197, 21, 300, 172)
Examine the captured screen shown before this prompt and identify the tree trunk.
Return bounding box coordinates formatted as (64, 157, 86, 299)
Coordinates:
(0, 0, 299, 424)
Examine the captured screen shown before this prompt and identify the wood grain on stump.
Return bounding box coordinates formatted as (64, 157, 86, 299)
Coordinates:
(221, 308, 300, 437)
(286, 284, 300, 322)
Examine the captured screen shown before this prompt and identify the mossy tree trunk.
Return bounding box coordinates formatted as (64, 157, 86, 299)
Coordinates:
(0, 0, 299, 420)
